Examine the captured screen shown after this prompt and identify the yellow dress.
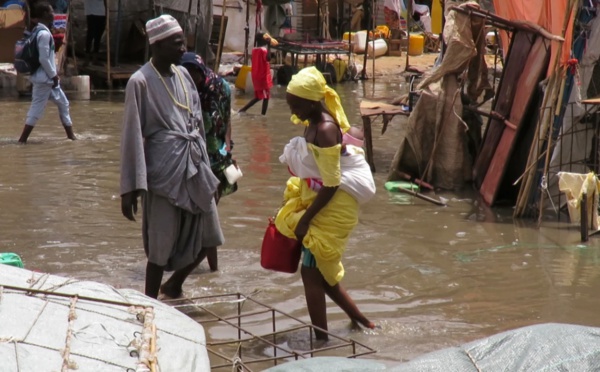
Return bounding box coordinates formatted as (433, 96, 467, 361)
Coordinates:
(275, 143, 358, 286)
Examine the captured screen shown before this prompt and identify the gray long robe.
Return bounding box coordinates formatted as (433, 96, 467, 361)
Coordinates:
(120, 63, 224, 271)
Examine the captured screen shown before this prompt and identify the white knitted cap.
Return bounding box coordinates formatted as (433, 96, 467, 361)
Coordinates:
(146, 15, 183, 45)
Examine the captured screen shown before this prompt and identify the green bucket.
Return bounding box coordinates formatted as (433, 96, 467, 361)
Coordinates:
(0, 252, 24, 268)
(384, 181, 420, 192)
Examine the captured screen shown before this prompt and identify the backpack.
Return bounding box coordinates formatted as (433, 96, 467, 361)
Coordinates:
(14, 28, 45, 74)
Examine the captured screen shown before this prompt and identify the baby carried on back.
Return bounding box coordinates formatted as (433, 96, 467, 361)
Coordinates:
(279, 132, 376, 205)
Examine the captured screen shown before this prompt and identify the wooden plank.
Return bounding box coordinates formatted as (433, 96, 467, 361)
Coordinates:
(359, 100, 409, 117)
(362, 115, 375, 172)
(473, 31, 536, 187)
(480, 37, 550, 205)
(581, 97, 600, 105)
(360, 99, 410, 172)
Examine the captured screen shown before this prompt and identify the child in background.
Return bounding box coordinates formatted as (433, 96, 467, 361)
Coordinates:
(238, 32, 274, 115)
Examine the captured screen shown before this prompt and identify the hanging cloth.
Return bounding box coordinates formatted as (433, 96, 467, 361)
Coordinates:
(256, 0, 263, 30)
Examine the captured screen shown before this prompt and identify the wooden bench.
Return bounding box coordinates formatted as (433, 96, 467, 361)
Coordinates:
(360, 100, 410, 172)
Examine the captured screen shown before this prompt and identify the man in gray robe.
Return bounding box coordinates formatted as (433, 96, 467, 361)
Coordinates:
(120, 15, 224, 299)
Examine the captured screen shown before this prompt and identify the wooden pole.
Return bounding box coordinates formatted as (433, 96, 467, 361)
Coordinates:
(371, 0, 375, 81)
(114, 0, 122, 66)
(317, 0, 321, 38)
(581, 192, 589, 241)
(404, 0, 412, 71)
(144, 0, 154, 62)
(243, 0, 250, 65)
(395, 186, 447, 206)
(184, 0, 193, 38)
(106, 0, 111, 89)
(361, 27, 369, 80)
(68, 1, 78, 75)
(1, 284, 149, 308)
(215, 0, 228, 72)
(536, 0, 579, 223)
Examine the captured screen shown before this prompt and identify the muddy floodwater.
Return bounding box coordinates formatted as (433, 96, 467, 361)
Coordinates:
(1, 78, 600, 367)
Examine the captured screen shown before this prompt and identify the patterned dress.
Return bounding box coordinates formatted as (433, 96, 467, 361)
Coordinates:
(194, 58, 238, 197)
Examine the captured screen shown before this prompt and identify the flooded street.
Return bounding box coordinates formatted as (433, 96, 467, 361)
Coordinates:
(1, 78, 600, 366)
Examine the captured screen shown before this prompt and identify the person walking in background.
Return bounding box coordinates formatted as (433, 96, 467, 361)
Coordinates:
(238, 32, 273, 115)
(180, 51, 238, 272)
(276, 67, 376, 340)
(120, 15, 224, 299)
(83, 0, 106, 66)
(18, 1, 76, 144)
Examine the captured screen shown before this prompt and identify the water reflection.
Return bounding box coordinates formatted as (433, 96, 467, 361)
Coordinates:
(0, 78, 600, 364)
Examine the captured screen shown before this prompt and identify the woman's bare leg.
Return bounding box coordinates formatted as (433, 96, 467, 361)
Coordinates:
(301, 266, 329, 340)
(324, 282, 375, 329)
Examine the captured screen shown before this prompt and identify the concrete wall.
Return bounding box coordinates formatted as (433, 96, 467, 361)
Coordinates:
(213, 0, 259, 53)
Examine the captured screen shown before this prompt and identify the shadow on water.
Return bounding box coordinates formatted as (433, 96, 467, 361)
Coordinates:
(1, 78, 600, 364)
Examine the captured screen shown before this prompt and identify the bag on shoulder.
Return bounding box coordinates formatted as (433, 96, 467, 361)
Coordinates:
(14, 29, 42, 74)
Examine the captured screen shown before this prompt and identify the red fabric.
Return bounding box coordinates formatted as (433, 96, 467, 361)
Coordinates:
(251, 47, 273, 93)
(255, 89, 271, 99)
(493, 0, 576, 75)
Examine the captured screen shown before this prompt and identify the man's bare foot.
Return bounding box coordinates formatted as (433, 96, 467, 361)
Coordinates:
(159, 282, 182, 299)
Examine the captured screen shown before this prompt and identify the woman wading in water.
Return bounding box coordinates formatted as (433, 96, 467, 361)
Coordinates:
(276, 67, 376, 340)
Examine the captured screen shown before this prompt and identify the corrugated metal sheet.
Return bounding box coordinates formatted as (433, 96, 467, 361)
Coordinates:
(155, 0, 214, 60)
(294, 0, 303, 32)
(374, 1, 386, 29)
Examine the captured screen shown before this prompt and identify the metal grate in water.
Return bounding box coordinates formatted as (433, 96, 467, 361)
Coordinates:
(162, 292, 377, 371)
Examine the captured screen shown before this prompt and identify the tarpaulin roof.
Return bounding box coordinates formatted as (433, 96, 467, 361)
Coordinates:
(493, 0, 577, 74)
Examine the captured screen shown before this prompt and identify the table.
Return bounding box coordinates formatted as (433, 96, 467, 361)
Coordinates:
(359, 100, 410, 172)
(270, 40, 350, 69)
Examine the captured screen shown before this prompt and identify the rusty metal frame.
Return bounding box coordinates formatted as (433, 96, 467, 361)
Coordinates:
(163, 293, 377, 371)
(451, 4, 564, 41)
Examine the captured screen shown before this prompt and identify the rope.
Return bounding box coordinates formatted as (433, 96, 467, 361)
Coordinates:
(2, 294, 150, 370)
(541, 175, 558, 214)
(13, 339, 20, 372)
(61, 296, 78, 371)
(23, 300, 49, 342)
(44, 278, 80, 292)
(72, 323, 130, 348)
(27, 272, 49, 290)
(127, 307, 158, 372)
(231, 356, 244, 372)
(16, 339, 133, 369)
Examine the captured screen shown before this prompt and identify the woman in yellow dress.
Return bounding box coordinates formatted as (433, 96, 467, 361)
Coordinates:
(276, 67, 375, 340)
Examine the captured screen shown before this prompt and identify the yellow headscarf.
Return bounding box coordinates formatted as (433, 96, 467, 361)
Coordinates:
(286, 66, 350, 133)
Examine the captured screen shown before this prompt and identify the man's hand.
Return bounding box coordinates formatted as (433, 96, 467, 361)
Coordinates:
(52, 75, 59, 89)
(121, 191, 141, 221)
